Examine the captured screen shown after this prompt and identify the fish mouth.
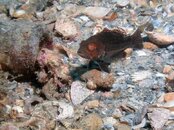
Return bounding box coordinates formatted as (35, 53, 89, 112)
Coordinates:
(77, 50, 90, 59)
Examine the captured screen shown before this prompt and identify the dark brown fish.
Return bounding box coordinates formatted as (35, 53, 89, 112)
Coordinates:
(78, 28, 143, 62)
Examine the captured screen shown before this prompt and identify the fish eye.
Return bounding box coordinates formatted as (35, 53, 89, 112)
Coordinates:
(88, 43, 97, 51)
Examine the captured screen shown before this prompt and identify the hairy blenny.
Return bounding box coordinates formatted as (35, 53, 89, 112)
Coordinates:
(78, 28, 143, 62)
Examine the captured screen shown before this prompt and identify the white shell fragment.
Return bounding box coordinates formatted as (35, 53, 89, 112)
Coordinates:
(71, 81, 94, 105)
(12, 106, 23, 113)
(149, 108, 170, 130)
(115, 0, 130, 7)
(57, 101, 74, 120)
(135, 50, 147, 56)
(83, 7, 111, 19)
(132, 70, 152, 82)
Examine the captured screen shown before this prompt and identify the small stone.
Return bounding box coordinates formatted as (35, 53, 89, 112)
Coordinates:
(65, 92, 71, 102)
(80, 113, 103, 130)
(103, 11, 117, 21)
(116, 123, 131, 130)
(143, 42, 158, 50)
(146, 31, 174, 46)
(86, 80, 97, 90)
(10, 106, 24, 119)
(79, 15, 90, 22)
(149, 108, 170, 130)
(84, 100, 100, 109)
(115, 0, 130, 7)
(164, 92, 174, 102)
(0, 124, 19, 130)
(71, 81, 94, 105)
(83, 7, 111, 19)
(101, 92, 114, 98)
(167, 71, 174, 81)
(15, 99, 24, 107)
(124, 48, 133, 57)
(103, 117, 117, 126)
(57, 102, 74, 120)
(135, 50, 147, 56)
(163, 65, 173, 74)
(55, 18, 79, 38)
(113, 108, 123, 119)
(36, 12, 44, 19)
(81, 69, 115, 90)
(167, 45, 174, 51)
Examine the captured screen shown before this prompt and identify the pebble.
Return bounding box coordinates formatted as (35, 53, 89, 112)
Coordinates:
(71, 81, 94, 105)
(81, 69, 115, 90)
(83, 7, 111, 19)
(116, 123, 131, 130)
(149, 108, 170, 130)
(167, 71, 174, 81)
(146, 31, 174, 46)
(143, 42, 158, 50)
(115, 0, 130, 7)
(112, 109, 123, 119)
(55, 18, 79, 38)
(103, 117, 118, 126)
(10, 106, 24, 119)
(164, 92, 174, 102)
(167, 45, 174, 51)
(79, 15, 90, 22)
(0, 124, 19, 130)
(163, 65, 173, 74)
(80, 113, 103, 130)
(57, 101, 74, 120)
(135, 50, 147, 56)
(84, 100, 100, 109)
(124, 48, 133, 58)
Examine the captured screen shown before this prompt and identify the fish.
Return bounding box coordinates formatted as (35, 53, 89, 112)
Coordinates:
(78, 27, 143, 62)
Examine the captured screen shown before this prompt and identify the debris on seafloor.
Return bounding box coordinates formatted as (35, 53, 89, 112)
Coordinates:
(0, 123, 19, 130)
(142, 42, 158, 50)
(166, 70, 174, 88)
(116, 123, 131, 130)
(103, 11, 118, 21)
(131, 70, 152, 82)
(164, 92, 174, 102)
(1, 0, 174, 130)
(80, 69, 115, 90)
(70, 81, 94, 105)
(0, 20, 52, 75)
(78, 113, 103, 130)
(163, 65, 173, 74)
(167, 70, 174, 82)
(148, 108, 171, 130)
(83, 100, 100, 109)
(145, 31, 174, 46)
(36, 44, 74, 99)
(82, 7, 111, 19)
(55, 18, 80, 39)
(78, 27, 143, 62)
(36, 45, 72, 84)
(9, 0, 48, 19)
(15, 101, 74, 130)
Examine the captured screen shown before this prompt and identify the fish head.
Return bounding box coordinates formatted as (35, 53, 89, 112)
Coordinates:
(78, 40, 105, 60)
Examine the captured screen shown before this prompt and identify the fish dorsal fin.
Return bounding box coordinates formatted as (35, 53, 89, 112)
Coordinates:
(102, 27, 127, 36)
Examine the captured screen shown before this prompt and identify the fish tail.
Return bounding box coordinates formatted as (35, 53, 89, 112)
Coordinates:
(131, 28, 143, 49)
